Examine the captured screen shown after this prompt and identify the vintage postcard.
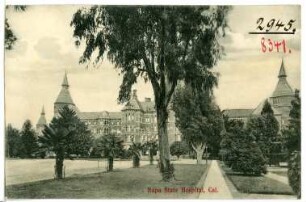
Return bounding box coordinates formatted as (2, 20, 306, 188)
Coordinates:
(3, 2, 301, 200)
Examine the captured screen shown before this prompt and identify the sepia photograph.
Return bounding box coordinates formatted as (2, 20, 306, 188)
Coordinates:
(3, 2, 301, 200)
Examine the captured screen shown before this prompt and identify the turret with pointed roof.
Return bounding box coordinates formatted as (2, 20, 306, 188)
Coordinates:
(55, 73, 75, 106)
(36, 106, 47, 136)
(272, 59, 294, 98)
(54, 73, 78, 116)
(269, 59, 296, 128)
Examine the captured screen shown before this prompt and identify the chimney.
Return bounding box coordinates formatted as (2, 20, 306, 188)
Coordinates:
(145, 97, 151, 102)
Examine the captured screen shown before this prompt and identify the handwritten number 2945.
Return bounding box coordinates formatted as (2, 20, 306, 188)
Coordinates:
(256, 18, 295, 33)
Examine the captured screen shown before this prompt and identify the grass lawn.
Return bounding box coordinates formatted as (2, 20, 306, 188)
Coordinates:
(227, 174, 294, 195)
(6, 164, 207, 199)
(270, 171, 288, 177)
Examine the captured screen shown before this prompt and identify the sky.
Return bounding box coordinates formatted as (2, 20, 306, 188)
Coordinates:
(4, 5, 301, 129)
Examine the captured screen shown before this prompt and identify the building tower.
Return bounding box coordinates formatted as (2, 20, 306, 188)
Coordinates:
(269, 59, 296, 127)
(36, 106, 47, 136)
(121, 89, 143, 145)
(54, 72, 77, 117)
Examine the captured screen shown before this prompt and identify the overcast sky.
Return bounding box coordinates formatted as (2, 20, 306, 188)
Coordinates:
(5, 5, 300, 128)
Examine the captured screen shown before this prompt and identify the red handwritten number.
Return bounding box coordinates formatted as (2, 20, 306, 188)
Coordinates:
(274, 41, 282, 52)
(261, 38, 290, 54)
(268, 39, 273, 52)
(282, 40, 286, 53)
(261, 37, 266, 52)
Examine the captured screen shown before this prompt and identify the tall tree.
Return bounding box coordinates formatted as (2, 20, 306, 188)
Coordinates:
(283, 90, 300, 153)
(39, 106, 93, 179)
(246, 100, 279, 163)
(283, 90, 301, 198)
(20, 120, 38, 158)
(172, 85, 223, 164)
(5, 124, 22, 158)
(71, 6, 230, 180)
(221, 117, 267, 175)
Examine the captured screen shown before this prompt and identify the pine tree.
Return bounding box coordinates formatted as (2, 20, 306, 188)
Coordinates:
(5, 124, 22, 158)
(20, 120, 38, 158)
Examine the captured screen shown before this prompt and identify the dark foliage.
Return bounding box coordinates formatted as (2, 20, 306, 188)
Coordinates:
(5, 6, 27, 50)
(246, 100, 279, 165)
(129, 142, 142, 168)
(20, 120, 39, 158)
(94, 133, 124, 171)
(39, 106, 93, 179)
(283, 90, 300, 153)
(221, 117, 267, 175)
(283, 90, 301, 198)
(71, 5, 231, 180)
(288, 151, 301, 199)
(170, 141, 189, 159)
(5, 124, 22, 158)
(172, 85, 223, 163)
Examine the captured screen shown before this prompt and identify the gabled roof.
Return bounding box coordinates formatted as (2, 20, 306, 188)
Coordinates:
(252, 99, 282, 115)
(122, 90, 143, 111)
(223, 109, 253, 118)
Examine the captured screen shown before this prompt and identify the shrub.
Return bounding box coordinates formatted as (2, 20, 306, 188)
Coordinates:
(288, 151, 300, 199)
(170, 141, 189, 159)
(231, 141, 267, 176)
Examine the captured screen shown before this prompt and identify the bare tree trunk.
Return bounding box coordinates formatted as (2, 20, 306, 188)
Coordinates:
(108, 156, 113, 171)
(149, 149, 154, 165)
(55, 155, 64, 179)
(157, 106, 174, 181)
(192, 143, 205, 164)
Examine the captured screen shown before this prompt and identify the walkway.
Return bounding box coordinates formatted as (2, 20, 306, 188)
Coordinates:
(199, 160, 233, 199)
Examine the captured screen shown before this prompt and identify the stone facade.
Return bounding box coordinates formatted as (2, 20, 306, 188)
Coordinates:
(36, 73, 181, 146)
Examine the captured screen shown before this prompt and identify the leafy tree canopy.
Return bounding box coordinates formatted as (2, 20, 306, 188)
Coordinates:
(5, 6, 27, 50)
(71, 6, 230, 103)
(71, 5, 231, 179)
